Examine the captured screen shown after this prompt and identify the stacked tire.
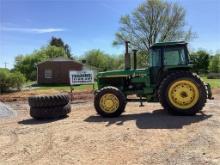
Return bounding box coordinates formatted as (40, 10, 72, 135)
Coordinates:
(28, 94, 71, 119)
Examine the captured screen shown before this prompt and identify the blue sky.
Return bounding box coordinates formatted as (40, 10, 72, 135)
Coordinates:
(0, 0, 220, 68)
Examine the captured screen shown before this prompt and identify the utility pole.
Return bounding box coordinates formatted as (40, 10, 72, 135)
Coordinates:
(4, 62, 7, 69)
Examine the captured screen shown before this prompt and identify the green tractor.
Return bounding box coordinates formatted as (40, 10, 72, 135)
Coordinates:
(94, 41, 213, 117)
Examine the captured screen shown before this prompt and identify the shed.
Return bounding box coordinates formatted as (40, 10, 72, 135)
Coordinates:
(37, 57, 83, 84)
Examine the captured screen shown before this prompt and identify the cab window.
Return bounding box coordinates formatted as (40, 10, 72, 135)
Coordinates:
(163, 47, 186, 66)
(149, 49, 161, 67)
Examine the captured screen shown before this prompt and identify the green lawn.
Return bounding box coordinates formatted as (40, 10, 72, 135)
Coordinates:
(201, 77, 220, 88)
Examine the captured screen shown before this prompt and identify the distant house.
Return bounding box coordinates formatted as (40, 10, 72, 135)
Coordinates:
(37, 57, 84, 84)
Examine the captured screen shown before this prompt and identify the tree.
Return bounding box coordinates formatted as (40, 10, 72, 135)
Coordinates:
(0, 69, 10, 93)
(41, 45, 67, 59)
(81, 49, 149, 71)
(112, 54, 124, 70)
(114, 0, 195, 55)
(190, 50, 209, 74)
(64, 44, 72, 59)
(14, 46, 68, 80)
(49, 37, 65, 47)
(49, 37, 72, 58)
(136, 51, 150, 68)
(10, 71, 26, 91)
(82, 49, 116, 71)
(209, 54, 220, 73)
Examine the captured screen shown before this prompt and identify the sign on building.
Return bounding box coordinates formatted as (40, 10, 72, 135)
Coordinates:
(69, 70, 94, 85)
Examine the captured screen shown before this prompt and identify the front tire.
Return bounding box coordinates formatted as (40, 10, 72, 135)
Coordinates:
(158, 71, 207, 115)
(94, 86, 126, 117)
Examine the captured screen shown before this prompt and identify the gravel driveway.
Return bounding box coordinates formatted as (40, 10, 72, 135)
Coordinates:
(0, 90, 220, 165)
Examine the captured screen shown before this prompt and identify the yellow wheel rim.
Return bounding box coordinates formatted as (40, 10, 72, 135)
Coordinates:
(168, 80, 199, 109)
(99, 93, 119, 113)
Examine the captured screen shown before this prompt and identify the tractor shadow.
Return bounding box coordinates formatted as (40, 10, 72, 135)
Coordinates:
(84, 109, 211, 129)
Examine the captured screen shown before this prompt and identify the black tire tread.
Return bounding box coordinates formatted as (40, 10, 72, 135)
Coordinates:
(94, 86, 126, 117)
(30, 103, 71, 119)
(158, 71, 207, 115)
(28, 94, 69, 108)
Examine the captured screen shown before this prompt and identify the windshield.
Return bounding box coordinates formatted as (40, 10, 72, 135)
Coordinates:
(163, 47, 187, 65)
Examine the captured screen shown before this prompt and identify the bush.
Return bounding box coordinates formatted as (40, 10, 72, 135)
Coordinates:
(0, 69, 12, 93)
(10, 72, 26, 90)
(0, 69, 26, 93)
(190, 50, 209, 74)
(209, 54, 220, 73)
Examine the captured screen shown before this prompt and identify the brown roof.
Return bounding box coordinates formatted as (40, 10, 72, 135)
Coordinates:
(37, 57, 83, 66)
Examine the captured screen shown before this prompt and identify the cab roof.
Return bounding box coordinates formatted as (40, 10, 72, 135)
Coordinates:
(150, 41, 187, 48)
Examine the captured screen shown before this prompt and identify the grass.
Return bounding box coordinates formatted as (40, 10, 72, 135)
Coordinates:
(201, 77, 220, 89)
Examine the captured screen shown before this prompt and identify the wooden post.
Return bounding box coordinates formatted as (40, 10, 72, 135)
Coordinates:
(70, 86, 74, 101)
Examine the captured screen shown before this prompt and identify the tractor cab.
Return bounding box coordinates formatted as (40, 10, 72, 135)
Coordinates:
(149, 41, 189, 67)
(148, 41, 190, 84)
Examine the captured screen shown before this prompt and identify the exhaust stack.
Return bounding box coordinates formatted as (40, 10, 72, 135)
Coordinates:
(132, 49, 137, 70)
(125, 41, 131, 70)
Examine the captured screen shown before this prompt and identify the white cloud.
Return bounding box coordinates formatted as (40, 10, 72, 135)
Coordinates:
(1, 27, 65, 33)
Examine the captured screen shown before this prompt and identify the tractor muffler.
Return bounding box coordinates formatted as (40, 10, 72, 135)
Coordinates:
(132, 49, 137, 70)
(125, 41, 131, 70)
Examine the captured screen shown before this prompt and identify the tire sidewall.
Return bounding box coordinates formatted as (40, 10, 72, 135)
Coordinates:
(94, 87, 126, 117)
(159, 71, 207, 115)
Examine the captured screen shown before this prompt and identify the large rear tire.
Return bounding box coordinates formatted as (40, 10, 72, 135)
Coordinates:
(158, 71, 207, 115)
(94, 86, 126, 117)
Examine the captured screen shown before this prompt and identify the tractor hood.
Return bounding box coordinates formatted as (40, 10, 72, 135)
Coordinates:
(97, 69, 147, 78)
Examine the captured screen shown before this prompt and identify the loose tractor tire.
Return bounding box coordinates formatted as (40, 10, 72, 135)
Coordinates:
(28, 94, 71, 119)
(158, 71, 207, 115)
(94, 86, 126, 117)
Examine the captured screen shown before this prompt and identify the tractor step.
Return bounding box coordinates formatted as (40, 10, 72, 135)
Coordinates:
(126, 99, 148, 102)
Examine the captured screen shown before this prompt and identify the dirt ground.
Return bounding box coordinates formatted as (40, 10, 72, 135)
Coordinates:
(0, 89, 93, 102)
(0, 89, 220, 165)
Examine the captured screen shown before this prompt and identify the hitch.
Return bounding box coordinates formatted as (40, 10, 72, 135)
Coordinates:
(139, 95, 144, 107)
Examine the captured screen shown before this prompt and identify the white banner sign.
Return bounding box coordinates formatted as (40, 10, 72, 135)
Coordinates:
(69, 70, 94, 85)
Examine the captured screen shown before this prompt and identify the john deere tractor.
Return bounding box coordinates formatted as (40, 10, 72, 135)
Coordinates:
(94, 41, 213, 117)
